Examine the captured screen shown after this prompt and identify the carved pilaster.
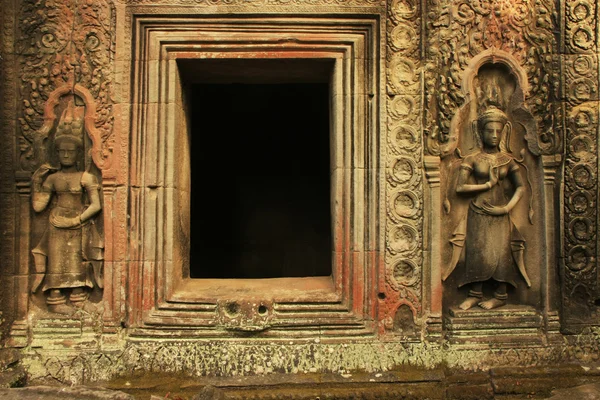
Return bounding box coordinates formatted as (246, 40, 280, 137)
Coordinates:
(0, 0, 18, 344)
(8, 172, 32, 347)
(100, 180, 118, 335)
(423, 155, 442, 340)
(541, 154, 562, 333)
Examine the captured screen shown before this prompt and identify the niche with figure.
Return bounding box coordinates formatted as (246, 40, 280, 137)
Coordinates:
(440, 59, 547, 317)
(29, 89, 104, 316)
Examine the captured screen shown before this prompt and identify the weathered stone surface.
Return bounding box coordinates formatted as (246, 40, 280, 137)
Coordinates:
(191, 385, 227, 400)
(0, 367, 26, 389)
(546, 383, 600, 400)
(0, 386, 133, 399)
(0, 350, 20, 371)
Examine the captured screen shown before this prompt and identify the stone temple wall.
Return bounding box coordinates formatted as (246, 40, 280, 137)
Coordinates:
(0, 0, 599, 388)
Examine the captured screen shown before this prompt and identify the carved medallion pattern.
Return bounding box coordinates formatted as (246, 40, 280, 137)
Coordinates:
(17, 0, 116, 171)
(120, 0, 381, 4)
(384, 0, 423, 329)
(562, 0, 598, 328)
(423, 0, 560, 155)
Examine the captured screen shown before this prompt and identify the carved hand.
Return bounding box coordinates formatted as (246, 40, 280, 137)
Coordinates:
(51, 215, 81, 229)
(488, 166, 499, 187)
(33, 163, 57, 183)
(481, 201, 508, 216)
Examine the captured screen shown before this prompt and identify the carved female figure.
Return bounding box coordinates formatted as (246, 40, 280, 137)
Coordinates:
(31, 102, 103, 314)
(444, 106, 531, 310)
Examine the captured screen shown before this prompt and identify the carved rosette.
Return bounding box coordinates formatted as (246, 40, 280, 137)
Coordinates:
(383, 0, 423, 331)
(17, 0, 116, 172)
(424, 0, 559, 156)
(562, 0, 599, 329)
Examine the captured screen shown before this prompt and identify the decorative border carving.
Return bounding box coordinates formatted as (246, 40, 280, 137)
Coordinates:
(561, 0, 599, 331)
(118, 0, 381, 4)
(381, 0, 424, 333)
(127, 13, 384, 337)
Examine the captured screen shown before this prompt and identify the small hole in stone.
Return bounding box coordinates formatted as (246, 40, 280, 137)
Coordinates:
(226, 302, 240, 316)
(378, 293, 386, 300)
(595, 299, 600, 307)
(120, 321, 127, 329)
(258, 305, 268, 315)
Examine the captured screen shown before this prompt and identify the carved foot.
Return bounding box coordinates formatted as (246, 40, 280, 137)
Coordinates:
(478, 298, 506, 310)
(47, 303, 75, 315)
(458, 297, 480, 310)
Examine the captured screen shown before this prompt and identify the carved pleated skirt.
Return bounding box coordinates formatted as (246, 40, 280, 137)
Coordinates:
(32, 206, 101, 291)
(458, 204, 521, 288)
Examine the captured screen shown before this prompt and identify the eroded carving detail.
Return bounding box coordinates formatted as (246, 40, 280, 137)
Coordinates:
(17, 0, 116, 172)
(424, 0, 559, 156)
(383, 0, 423, 331)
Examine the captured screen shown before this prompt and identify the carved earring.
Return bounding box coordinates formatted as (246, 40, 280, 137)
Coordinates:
(471, 120, 482, 150)
(500, 122, 512, 154)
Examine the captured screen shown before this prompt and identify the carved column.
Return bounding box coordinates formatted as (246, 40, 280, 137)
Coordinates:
(541, 154, 562, 337)
(423, 156, 442, 339)
(1, 0, 27, 347)
(8, 173, 32, 347)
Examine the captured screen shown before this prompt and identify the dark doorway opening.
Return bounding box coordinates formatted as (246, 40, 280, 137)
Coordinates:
(189, 83, 331, 279)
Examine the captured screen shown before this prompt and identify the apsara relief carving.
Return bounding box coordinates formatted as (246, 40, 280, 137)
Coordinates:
(443, 106, 532, 310)
(15, 0, 115, 316)
(31, 98, 104, 315)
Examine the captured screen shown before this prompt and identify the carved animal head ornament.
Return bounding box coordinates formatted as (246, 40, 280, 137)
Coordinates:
(473, 106, 513, 154)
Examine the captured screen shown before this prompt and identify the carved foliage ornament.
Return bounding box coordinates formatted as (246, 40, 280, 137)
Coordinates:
(424, 0, 560, 156)
(17, 0, 116, 172)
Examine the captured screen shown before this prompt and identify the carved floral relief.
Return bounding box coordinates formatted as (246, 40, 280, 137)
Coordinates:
(17, 0, 115, 172)
(424, 0, 560, 156)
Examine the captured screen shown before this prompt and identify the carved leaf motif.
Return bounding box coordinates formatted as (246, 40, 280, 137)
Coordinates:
(17, 0, 116, 171)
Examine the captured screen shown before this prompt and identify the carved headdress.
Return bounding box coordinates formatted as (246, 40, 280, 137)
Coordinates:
(54, 98, 84, 148)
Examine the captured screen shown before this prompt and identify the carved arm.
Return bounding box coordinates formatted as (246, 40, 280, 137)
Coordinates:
(504, 166, 525, 213)
(80, 173, 102, 223)
(31, 165, 54, 212)
(455, 166, 495, 194)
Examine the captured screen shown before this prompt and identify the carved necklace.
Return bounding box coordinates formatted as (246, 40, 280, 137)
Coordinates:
(473, 151, 512, 168)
